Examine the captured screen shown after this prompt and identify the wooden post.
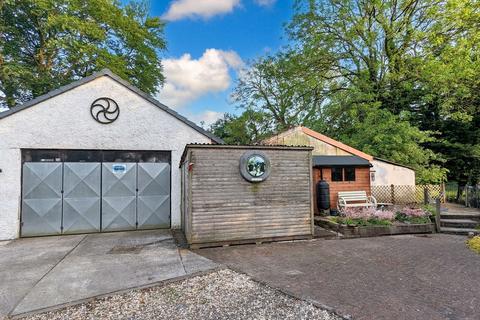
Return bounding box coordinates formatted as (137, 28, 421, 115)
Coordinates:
(465, 186, 469, 207)
(435, 198, 441, 233)
(390, 184, 395, 204)
(423, 186, 429, 205)
(442, 183, 446, 203)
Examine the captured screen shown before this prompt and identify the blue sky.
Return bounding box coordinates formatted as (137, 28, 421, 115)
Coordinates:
(149, 0, 294, 126)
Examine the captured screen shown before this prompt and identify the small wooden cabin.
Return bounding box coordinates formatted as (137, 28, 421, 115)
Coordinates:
(180, 144, 313, 248)
(312, 156, 372, 212)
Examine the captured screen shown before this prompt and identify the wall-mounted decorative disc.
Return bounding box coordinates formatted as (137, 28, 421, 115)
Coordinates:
(90, 97, 120, 124)
(239, 150, 271, 182)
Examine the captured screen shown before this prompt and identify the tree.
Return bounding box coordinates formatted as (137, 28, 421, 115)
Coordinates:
(231, 50, 331, 131)
(288, 0, 435, 114)
(209, 109, 274, 145)
(0, 0, 165, 108)
(417, 0, 480, 188)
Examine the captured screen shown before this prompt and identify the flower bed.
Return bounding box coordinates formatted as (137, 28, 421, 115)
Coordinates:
(315, 205, 436, 238)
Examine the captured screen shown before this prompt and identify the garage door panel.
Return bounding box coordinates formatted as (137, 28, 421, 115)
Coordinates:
(138, 163, 170, 196)
(137, 195, 170, 229)
(63, 198, 101, 234)
(64, 163, 101, 198)
(101, 196, 136, 231)
(21, 163, 63, 236)
(63, 163, 101, 233)
(137, 163, 171, 229)
(22, 163, 62, 199)
(102, 163, 136, 197)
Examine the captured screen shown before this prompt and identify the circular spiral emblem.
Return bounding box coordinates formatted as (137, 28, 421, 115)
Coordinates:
(90, 97, 120, 124)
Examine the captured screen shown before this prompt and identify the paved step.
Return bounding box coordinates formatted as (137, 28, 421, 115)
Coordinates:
(440, 219, 479, 228)
(440, 227, 480, 235)
(440, 213, 480, 220)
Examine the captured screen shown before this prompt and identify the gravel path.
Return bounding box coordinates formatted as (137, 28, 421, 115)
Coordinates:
(18, 269, 341, 320)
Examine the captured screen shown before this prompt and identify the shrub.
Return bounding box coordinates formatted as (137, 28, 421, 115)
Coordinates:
(421, 204, 436, 216)
(338, 207, 432, 226)
(395, 207, 432, 224)
(373, 210, 396, 221)
(402, 207, 427, 217)
(467, 236, 480, 254)
(338, 207, 395, 226)
(342, 207, 374, 220)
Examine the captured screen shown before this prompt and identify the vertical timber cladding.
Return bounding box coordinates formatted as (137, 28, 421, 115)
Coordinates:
(185, 145, 314, 245)
(20, 149, 171, 237)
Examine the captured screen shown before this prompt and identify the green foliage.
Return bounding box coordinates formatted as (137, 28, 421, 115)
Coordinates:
(0, 0, 166, 108)
(332, 216, 392, 226)
(466, 236, 480, 254)
(209, 109, 274, 145)
(421, 204, 436, 216)
(231, 50, 330, 131)
(226, 0, 480, 184)
(395, 213, 432, 225)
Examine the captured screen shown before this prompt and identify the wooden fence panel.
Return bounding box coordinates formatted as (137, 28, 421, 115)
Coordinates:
(372, 185, 444, 205)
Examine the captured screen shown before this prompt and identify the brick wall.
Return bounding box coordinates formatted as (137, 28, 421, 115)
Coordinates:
(313, 167, 371, 214)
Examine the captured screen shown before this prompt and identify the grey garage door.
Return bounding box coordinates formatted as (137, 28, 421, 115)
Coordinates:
(21, 150, 171, 237)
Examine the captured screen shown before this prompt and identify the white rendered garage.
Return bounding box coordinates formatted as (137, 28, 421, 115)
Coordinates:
(0, 69, 221, 240)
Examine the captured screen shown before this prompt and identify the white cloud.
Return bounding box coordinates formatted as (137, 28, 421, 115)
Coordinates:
(163, 0, 240, 21)
(190, 110, 224, 127)
(254, 0, 276, 7)
(156, 48, 244, 108)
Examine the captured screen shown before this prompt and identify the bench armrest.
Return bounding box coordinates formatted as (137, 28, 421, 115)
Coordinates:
(368, 195, 377, 208)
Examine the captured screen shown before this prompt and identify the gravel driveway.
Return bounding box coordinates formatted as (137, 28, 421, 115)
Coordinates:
(18, 269, 341, 320)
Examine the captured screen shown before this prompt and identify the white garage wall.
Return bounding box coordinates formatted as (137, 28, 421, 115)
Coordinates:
(371, 159, 416, 186)
(0, 75, 212, 240)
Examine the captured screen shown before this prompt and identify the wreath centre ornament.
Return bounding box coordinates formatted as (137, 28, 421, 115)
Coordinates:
(90, 97, 120, 124)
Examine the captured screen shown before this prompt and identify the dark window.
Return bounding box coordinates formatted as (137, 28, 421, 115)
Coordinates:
(64, 150, 102, 162)
(22, 150, 63, 162)
(331, 167, 343, 181)
(345, 167, 356, 181)
(22, 149, 171, 164)
(330, 167, 356, 182)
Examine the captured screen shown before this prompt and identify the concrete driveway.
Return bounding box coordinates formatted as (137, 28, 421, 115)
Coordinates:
(198, 234, 480, 320)
(0, 230, 217, 318)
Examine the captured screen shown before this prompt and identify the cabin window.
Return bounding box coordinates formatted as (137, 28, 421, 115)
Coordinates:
(331, 167, 356, 182)
(331, 167, 343, 181)
(345, 167, 356, 181)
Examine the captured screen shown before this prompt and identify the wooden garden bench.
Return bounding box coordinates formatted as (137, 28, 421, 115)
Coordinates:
(337, 191, 377, 210)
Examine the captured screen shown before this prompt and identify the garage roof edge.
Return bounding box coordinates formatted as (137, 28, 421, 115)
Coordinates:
(0, 69, 224, 144)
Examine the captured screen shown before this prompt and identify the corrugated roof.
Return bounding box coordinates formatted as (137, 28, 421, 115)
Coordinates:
(312, 155, 372, 167)
(0, 69, 224, 144)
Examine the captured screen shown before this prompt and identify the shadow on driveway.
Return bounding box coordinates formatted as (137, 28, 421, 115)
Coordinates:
(197, 234, 480, 320)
